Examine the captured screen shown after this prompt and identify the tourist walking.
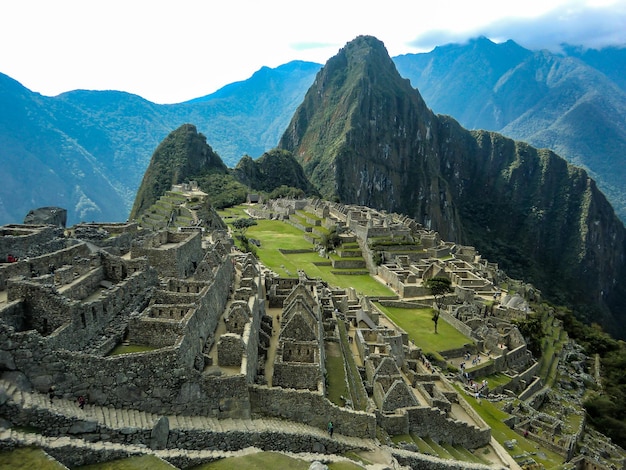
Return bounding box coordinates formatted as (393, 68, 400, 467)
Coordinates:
(327, 421, 334, 438)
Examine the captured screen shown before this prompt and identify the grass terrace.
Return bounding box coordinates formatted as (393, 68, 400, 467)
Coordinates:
(374, 303, 473, 356)
(391, 434, 492, 465)
(0, 447, 68, 470)
(538, 310, 568, 386)
(217, 205, 250, 221)
(193, 452, 368, 469)
(325, 342, 349, 406)
(76, 455, 177, 469)
(221, 212, 393, 297)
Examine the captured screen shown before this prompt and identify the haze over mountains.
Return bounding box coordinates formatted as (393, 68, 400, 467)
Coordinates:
(1, 36, 625, 226)
(394, 37, 626, 222)
(0, 61, 319, 226)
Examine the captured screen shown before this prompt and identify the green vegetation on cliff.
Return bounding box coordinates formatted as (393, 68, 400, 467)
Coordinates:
(278, 35, 626, 340)
(233, 149, 318, 197)
(130, 124, 228, 218)
(130, 126, 318, 217)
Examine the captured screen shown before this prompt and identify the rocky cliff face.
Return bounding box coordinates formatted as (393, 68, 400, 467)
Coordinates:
(232, 149, 318, 196)
(279, 35, 626, 338)
(279, 36, 465, 241)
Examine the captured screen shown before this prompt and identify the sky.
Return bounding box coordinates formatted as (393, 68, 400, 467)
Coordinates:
(1, 0, 625, 104)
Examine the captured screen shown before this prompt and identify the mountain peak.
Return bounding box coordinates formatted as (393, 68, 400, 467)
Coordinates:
(331, 35, 397, 76)
(279, 35, 446, 227)
(129, 124, 227, 219)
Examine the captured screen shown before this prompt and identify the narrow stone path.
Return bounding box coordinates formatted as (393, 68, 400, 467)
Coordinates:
(204, 264, 241, 374)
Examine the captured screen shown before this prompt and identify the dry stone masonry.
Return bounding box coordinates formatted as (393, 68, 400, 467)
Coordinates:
(0, 194, 623, 469)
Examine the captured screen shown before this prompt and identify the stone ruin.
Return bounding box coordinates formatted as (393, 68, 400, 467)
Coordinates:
(248, 197, 625, 469)
(0, 198, 623, 469)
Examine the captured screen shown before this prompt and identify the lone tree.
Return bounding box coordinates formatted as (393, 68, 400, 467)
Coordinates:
(424, 276, 452, 334)
(320, 225, 341, 253)
(232, 217, 257, 237)
(231, 218, 258, 254)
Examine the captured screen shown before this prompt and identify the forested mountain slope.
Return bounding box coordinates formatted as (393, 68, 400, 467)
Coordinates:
(279, 35, 626, 339)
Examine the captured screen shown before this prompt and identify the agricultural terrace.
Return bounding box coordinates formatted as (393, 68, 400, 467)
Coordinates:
(219, 207, 394, 297)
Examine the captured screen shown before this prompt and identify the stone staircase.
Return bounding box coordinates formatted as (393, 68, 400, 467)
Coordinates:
(0, 379, 376, 466)
(1, 380, 506, 469)
(0, 427, 275, 469)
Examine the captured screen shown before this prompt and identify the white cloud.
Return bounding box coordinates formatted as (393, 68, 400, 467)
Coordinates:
(0, 0, 624, 103)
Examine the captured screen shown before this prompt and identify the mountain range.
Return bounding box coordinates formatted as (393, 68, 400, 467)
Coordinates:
(1, 36, 624, 226)
(128, 36, 626, 342)
(0, 61, 319, 225)
(393, 37, 626, 223)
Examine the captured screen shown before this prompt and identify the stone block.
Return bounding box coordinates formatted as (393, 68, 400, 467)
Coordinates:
(0, 351, 16, 370)
(68, 421, 98, 434)
(150, 416, 170, 450)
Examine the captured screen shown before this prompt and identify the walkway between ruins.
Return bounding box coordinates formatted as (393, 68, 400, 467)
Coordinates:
(263, 306, 282, 386)
(204, 263, 241, 376)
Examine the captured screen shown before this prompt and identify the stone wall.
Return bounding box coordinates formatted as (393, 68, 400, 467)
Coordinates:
(406, 406, 490, 449)
(391, 447, 500, 470)
(244, 304, 261, 381)
(519, 376, 544, 401)
(0, 241, 91, 290)
(377, 411, 409, 435)
(0, 245, 243, 418)
(57, 266, 105, 301)
(128, 314, 184, 348)
(4, 266, 157, 351)
(0, 225, 62, 261)
(131, 231, 203, 278)
(1, 392, 361, 466)
(249, 385, 376, 439)
(218, 333, 245, 366)
(505, 344, 532, 370)
(440, 310, 475, 339)
(167, 426, 361, 458)
(272, 357, 321, 391)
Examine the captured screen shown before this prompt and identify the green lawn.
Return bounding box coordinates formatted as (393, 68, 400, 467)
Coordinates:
(0, 447, 68, 470)
(337, 319, 368, 410)
(76, 455, 177, 469)
(193, 452, 365, 469)
(243, 219, 394, 297)
(374, 303, 473, 355)
(325, 344, 349, 406)
(217, 206, 250, 220)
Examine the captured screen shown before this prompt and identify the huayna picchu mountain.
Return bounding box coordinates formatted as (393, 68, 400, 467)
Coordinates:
(279, 35, 626, 338)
